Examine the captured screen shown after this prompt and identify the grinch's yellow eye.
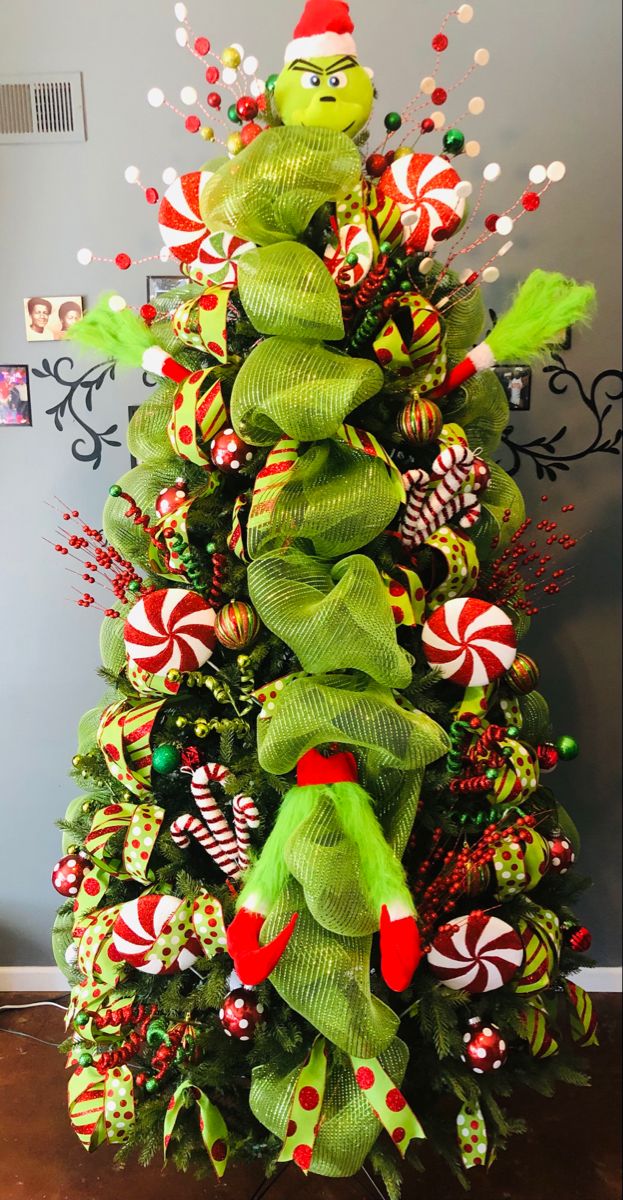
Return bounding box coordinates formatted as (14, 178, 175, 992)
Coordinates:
(327, 72, 347, 89)
(301, 72, 322, 89)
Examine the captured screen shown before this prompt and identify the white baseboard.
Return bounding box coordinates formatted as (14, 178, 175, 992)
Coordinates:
(0, 964, 621, 993)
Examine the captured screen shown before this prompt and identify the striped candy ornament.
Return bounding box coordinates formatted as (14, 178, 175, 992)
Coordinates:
(232, 794, 260, 873)
(397, 396, 443, 444)
(215, 600, 261, 651)
(191, 763, 236, 854)
(158, 170, 214, 263)
(366, 181, 405, 252)
(422, 597, 517, 687)
(378, 152, 466, 251)
(512, 919, 555, 994)
(169, 814, 240, 877)
(324, 222, 374, 287)
(110, 894, 201, 975)
(505, 651, 540, 694)
(123, 588, 216, 675)
(427, 911, 524, 993)
(190, 229, 256, 289)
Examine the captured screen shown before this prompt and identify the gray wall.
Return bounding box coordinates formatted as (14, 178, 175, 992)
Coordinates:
(1, 1, 620, 965)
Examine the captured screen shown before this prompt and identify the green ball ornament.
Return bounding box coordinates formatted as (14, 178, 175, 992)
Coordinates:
(442, 128, 465, 155)
(265, 73, 279, 93)
(556, 734, 579, 760)
(345, 251, 359, 266)
(151, 744, 181, 775)
(384, 111, 402, 132)
(108, 484, 122, 498)
(227, 103, 242, 125)
(144, 1077, 159, 1094)
(78, 1052, 93, 1067)
(74, 1011, 89, 1028)
(128, 579, 142, 593)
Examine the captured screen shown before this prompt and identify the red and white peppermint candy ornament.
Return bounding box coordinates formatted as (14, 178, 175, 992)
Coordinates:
(379, 152, 466, 251)
(422, 596, 517, 687)
(124, 588, 216, 675)
(324, 223, 373, 287)
(427, 911, 524, 993)
(110, 893, 200, 975)
(189, 229, 256, 289)
(158, 170, 214, 263)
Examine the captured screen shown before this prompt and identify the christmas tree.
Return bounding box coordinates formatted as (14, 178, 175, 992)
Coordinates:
(52, 1, 599, 1192)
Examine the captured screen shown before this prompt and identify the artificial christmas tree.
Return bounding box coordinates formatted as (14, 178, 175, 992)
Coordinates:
(51, 1, 599, 1192)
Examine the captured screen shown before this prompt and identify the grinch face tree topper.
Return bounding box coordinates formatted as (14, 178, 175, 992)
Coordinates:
(274, 0, 374, 136)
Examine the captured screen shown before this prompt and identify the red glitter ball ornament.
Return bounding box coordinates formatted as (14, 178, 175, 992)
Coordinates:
(567, 925, 592, 952)
(236, 95, 259, 121)
(194, 36, 211, 55)
(219, 988, 265, 1041)
(206, 66, 220, 84)
(536, 742, 559, 772)
(420, 117, 435, 133)
(207, 91, 222, 109)
(185, 115, 201, 133)
(366, 153, 387, 178)
(431, 87, 448, 105)
(145, 186, 159, 205)
(155, 479, 189, 518)
(51, 851, 91, 897)
(210, 427, 254, 474)
(522, 190, 541, 211)
(140, 303, 157, 325)
(485, 212, 500, 232)
(115, 252, 132, 271)
(462, 1018, 507, 1074)
(240, 122, 262, 147)
(432, 32, 449, 51)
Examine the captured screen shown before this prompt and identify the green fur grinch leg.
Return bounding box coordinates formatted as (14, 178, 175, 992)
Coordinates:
(237, 783, 320, 914)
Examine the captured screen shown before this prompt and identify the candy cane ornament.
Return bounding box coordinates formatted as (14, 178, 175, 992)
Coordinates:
(169, 814, 241, 878)
(400, 468, 430, 547)
(190, 763, 239, 859)
(408, 445, 476, 548)
(232, 794, 260, 874)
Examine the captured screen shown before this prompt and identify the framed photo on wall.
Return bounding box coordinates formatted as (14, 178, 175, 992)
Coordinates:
(23, 295, 83, 342)
(495, 365, 533, 412)
(146, 275, 184, 303)
(0, 365, 31, 426)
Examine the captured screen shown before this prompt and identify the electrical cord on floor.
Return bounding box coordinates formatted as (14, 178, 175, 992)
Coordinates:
(0, 997, 69, 1048)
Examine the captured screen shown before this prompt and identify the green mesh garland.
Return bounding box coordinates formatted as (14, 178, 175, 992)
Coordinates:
(238, 242, 344, 341)
(247, 550, 412, 688)
(443, 370, 510, 456)
(200, 126, 362, 245)
(473, 461, 526, 559)
(231, 338, 383, 445)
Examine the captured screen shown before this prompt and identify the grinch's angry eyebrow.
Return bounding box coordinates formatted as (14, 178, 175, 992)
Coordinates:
(289, 55, 358, 73)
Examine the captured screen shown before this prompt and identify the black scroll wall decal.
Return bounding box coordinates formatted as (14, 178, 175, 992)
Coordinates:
(34, 357, 157, 470)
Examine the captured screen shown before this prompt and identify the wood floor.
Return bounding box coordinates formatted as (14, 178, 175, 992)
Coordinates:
(0, 992, 620, 1200)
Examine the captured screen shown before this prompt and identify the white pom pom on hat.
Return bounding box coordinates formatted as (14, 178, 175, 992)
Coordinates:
(284, 0, 357, 64)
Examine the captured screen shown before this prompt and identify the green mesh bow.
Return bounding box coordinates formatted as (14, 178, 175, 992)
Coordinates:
(238, 242, 344, 341)
(231, 337, 383, 445)
(247, 549, 412, 688)
(200, 126, 362, 245)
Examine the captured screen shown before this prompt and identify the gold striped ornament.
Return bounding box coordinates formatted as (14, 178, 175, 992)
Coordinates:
(215, 600, 261, 650)
(396, 394, 444, 444)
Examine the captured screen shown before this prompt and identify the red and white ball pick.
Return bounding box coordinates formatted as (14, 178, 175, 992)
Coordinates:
(124, 588, 216, 675)
(422, 596, 517, 686)
(427, 911, 524, 993)
(378, 152, 466, 251)
(109, 894, 201, 975)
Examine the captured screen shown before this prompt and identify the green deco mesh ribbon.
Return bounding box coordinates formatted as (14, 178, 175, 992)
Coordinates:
(103, 461, 206, 567)
(231, 337, 383, 445)
(249, 437, 403, 558)
(444, 370, 510, 457)
(238, 243, 344, 341)
(251, 1035, 412, 1177)
(258, 672, 449, 775)
(200, 126, 362, 246)
(247, 550, 412, 688)
(472, 460, 526, 558)
(442, 278, 486, 362)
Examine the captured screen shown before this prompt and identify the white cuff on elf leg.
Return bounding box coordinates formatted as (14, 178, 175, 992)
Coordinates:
(470, 341, 497, 372)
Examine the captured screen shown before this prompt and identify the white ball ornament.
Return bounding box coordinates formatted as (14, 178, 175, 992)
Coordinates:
(162, 166, 178, 186)
(495, 215, 514, 235)
(474, 48, 490, 66)
(465, 140, 481, 158)
(498, 240, 513, 256)
(243, 55, 259, 75)
(124, 165, 140, 184)
(482, 266, 500, 283)
(231, 43, 245, 56)
(108, 294, 127, 312)
(468, 96, 485, 115)
(250, 78, 266, 97)
(547, 160, 566, 182)
(420, 76, 436, 95)
(180, 85, 198, 105)
(529, 164, 547, 185)
(147, 87, 165, 108)
(77, 247, 93, 266)
(159, 246, 172, 263)
(418, 256, 435, 275)
(456, 180, 473, 199)
(457, 4, 474, 22)
(431, 110, 446, 130)
(175, 26, 189, 47)
(483, 161, 501, 182)
(174, 2, 187, 19)
(222, 67, 238, 85)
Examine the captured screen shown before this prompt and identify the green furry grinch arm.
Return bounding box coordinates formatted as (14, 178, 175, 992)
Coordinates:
(69, 294, 191, 382)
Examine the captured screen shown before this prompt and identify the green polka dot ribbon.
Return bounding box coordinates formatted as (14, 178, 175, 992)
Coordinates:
(491, 738, 540, 807)
(278, 1036, 328, 1173)
(456, 1100, 488, 1169)
(498, 690, 523, 730)
(512, 919, 555, 994)
(167, 368, 228, 465)
(246, 436, 300, 557)
(163, 1080, 229, 1176)
(564, 980, 599, 1047)
(451, 683, 495, 723)
(527, 903, 562, 959)
(127, 656, 182, 696)
(84, 802, 164, 884)
(373, 294, 446, 390)
(171, 287, 229, 360)
(492, 835, 529, 899)
(350, 1054, 425, 1158)
(192, 892, 227, 955)
(519, 998, 559, 1058)
(252, 671, 299, 719)
(72, 862, 111, 921)
(68, 1063, 135, 1151)
(425, 527, 480, 609)
(77, 903, 125, 988)
(367, 181, 405, 253)
(381, 565, 426, 627)
(97, 699, 166, 798)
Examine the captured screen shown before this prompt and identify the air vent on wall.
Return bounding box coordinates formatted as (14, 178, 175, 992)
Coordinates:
(0, 73, 85, 143)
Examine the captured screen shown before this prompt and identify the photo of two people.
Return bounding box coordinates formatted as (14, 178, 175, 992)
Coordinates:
(23, 295, 83, 342)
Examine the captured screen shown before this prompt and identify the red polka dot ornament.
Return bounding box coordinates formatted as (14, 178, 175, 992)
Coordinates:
(422, 596, 517, 687)
(219, 987, 265, 1041)
(51, 851, 91, 897)
(427, 911, 524, 993)
(378, 152, 467, 251)
(547, 833, 576, 875)
(462, 1017, 508, 1073)
(110, 893, 202, 975)
(123, 588, 216, 674)
(155, 478, 189, 518)
(210, 427, 254, 473)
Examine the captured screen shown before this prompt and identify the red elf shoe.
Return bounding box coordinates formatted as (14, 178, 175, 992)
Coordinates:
(379, 903, 422, 992)
(227, 907, 299, 986)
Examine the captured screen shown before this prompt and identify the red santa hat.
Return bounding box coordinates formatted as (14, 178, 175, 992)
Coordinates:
(284, 0, 358, 64)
